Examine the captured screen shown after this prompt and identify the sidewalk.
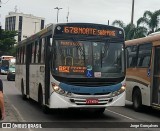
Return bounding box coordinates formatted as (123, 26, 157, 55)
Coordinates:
(2, 95, 20, 122)
(0, 95, 28, 131)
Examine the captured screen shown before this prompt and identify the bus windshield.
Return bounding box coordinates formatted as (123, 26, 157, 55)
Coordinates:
(52, 39, 124, 78)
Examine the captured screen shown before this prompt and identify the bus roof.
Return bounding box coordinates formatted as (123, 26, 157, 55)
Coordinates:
(148, 31, 160, 36)
(125, 33, 160, 46)
(17, 23, 124, 47)
(1, 55, 13, 57)
(0, 55, 14, 59)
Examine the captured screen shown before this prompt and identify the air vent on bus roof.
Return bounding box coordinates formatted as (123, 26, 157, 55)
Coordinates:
(148, 31, 160, 36)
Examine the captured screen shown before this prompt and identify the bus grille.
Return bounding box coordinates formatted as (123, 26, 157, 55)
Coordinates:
(73, 92, 111, 95)
(67, 81, 117, 87)
(70, 98, 113, 105)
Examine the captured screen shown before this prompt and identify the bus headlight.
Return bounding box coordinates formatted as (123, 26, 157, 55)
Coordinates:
(121, 86, 126, 92)
(53, 85, 59, 91)
(112, 85, 126, 97)
(51, 82, 68, 96)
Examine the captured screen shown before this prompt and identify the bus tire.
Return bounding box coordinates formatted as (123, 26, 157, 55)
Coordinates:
(38, 87, 50, 114)
(7, 76, 10, 81)
(21, 80, 27, 100)
(133, 88, 142, 112)
(94, 108, 105, 115)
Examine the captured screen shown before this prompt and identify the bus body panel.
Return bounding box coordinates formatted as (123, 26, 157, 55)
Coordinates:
(49, 91, 125, 108)
(126, 79, 151, 106)
(126, 67, 151, 106)
(28, 64, 45, 102)
(49, 74, 126, 108)
(125, 34, 160, 109)
(15, 65, 26, 93)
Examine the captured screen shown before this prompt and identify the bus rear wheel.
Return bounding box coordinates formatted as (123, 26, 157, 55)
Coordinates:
(133, 89, 142, 111)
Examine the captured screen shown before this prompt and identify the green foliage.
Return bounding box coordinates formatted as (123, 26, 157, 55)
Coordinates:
(112, 9, 160, 40)
(112, 21, 147, 40)
(0, 29, 17, 56)
(137, 9, 160, 34)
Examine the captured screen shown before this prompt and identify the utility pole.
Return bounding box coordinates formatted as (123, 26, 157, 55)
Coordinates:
(108, 20, 110, 25)
(131, 0, 135, 25)
(66, 7, 69, 22)
(54, 7, 62, 23)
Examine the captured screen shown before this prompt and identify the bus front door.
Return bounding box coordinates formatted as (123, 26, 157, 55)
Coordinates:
(152, 46, 160, 106)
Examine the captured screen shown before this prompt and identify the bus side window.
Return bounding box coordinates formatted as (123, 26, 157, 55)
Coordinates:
(130, 56, 137, 67)
(142, 56, 150, 67)
(31, 43, 35, 63)
(137, 43, 152, 68)
(126, 46, 137, 68)
(47, 35, 53, 59)
(34, 41, 38, 63)
(38, 39, 42, 63)
(41, 38, 45, 63)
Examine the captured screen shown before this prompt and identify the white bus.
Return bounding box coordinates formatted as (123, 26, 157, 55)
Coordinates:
(15, 23, 126, 114)
(125, 33, 160, 111)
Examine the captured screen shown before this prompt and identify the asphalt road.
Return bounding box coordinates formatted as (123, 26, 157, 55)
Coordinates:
(1, 75, 160, 131)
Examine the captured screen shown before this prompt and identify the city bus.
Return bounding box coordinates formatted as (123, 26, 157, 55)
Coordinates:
(125, 33, 160, 111)
(0, 55, 14, 74)
(15, 23, 126, 114)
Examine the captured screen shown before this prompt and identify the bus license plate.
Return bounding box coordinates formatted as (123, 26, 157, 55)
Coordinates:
(86, 99, 99, 104)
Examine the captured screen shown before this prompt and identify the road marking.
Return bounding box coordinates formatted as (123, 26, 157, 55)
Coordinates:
(12, 105, 26, 122)
(105, 109, 135, 120)
(12, 105, 33, 131)
(4, 94, 33, 131)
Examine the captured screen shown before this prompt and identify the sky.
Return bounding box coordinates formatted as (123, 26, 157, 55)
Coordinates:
(0, 0, 160, 28)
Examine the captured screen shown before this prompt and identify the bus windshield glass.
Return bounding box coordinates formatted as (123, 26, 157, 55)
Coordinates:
(52, 39, 124, 78)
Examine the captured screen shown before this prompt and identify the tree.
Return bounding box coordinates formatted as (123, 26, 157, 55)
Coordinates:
(112, 20, 147, 40)
(0, 29, 17, 56)
(137, 10, 160, 34)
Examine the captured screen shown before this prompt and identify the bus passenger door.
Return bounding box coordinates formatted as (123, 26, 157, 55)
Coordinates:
(152, 46, 160, 106)
(44, 34, 52, 105)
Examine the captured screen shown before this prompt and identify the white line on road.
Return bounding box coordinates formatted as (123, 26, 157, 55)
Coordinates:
(105, 109, 135, 120)
(12, 105, 33, 131)
(12, 105, 26, 122)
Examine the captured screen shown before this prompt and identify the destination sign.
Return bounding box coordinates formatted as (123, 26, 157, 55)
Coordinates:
(55, 24, 123, 37)
(60, 41, 82, 46)
(64, 26, 116, 36)
(59, 66, 86, 73)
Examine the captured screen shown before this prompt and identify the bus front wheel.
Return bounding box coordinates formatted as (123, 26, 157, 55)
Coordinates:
(133, 88, 142, 111)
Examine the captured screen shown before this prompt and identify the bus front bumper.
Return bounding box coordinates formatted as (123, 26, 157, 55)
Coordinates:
(49, 91, 126, 109)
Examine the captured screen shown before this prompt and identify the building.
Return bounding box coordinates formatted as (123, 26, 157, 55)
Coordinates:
(5, 12, 45, 42)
